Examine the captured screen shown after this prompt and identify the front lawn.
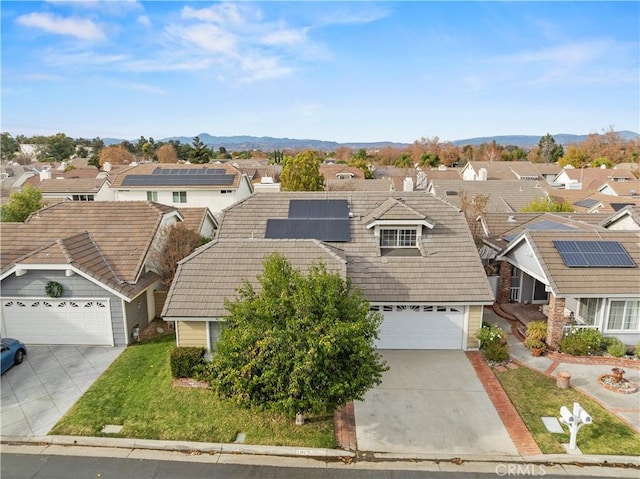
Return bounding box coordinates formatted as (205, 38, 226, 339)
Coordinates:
(51, 335, 335, 448)
(495, 365, 640, 455)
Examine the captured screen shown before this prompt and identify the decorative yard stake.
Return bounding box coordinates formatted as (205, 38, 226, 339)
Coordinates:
(558, 402, 592, 450)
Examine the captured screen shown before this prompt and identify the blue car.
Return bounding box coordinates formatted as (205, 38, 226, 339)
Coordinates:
(1, 338, 27, 374)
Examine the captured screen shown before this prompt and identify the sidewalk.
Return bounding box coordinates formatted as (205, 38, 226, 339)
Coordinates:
(484, 306, 640, 432)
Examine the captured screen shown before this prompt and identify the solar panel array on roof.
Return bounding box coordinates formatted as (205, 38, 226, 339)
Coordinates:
(122, 172, 235, 187)
(553, 240, 636, 268)
(153, 168, 226, 175)
(265, 199, 351, 242)
(574, 198, 600, 208)
(611, 203, 635, 212)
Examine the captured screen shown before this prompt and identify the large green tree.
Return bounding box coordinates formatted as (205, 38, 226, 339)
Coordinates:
(280, 150, 325, 191)
(211, 253, 387, 419)
(42, 133, 76, 162)
(1, 133, 19, 162)
(537, 133, 564, 163)
(189, 136, 212, 164)
(1, 184, 46, 222)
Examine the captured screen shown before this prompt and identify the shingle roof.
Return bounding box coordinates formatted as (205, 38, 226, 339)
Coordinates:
(519, 230, 640, 296)
(163, 192, 494, 319)
(108, 163, 244, 189)
(556, 168, 637, 190)
(177, 207, 210, 234)
(1, 201, 177, 288)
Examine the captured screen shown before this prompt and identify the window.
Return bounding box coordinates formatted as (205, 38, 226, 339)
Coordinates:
(577, 298, 601, 326)
(380, 228, 417, 248)
(220, 190, 233, 194)
(71, 194, 94, 201)
(607, 300, 639, 330)
(172, 191, 187, 203)
(147, 191, 158, 202)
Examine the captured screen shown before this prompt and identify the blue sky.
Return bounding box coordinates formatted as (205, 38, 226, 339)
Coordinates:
(1, 1, 638, 143)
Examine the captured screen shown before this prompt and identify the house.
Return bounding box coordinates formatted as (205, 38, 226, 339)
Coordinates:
(427, 179, 547, 213)
(319, 164, 365, 182)
(38, 177, 114, 202)
(597, 179, 640, 197)
(325, 178, 394, 191)
(0, 201, 183, 346)
(177, 207, 218, 239)
(108, 163, 253, 216)
(543, 187, 640, 214)
(461, 161, 542, 181)
(599, 205, 640, 231)
(550, 167, 636, 190)
(162, 192, 495, 351)
(533, 163, 562, 183)
(496, 229, 640, 347)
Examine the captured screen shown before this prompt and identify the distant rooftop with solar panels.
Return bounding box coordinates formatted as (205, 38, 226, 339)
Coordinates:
(109, 163, 243, 189)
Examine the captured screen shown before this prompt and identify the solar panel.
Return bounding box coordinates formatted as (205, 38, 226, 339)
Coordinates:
(611, 203, 634, 212)
(288, 199, 349, 219)
(553, 240, 636, 268)
(122, 174, 235, 186)
(152, 168, 227, 176)
(574, 198, 599, 208)
(265, 218, 350, 241)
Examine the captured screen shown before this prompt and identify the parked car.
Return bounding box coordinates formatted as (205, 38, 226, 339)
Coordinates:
(1, 337, 27, 374)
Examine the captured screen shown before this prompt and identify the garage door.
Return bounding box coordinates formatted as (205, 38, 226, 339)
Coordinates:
(374, 304, 464, 349)
(1, 298, 113, 346)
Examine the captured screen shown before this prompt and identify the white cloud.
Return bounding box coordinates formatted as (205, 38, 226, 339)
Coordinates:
(261, 27, 309, 46)
(167, 23, 238, 54)
(137, 15, 151, 27)
(16, 12, 105, 41)
(126, 83, 166, 94)
(180, 3, 258, 26)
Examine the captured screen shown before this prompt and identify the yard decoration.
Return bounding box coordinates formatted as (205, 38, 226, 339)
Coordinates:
(525, 320, 547, 356)
(45, 281, 63, 298)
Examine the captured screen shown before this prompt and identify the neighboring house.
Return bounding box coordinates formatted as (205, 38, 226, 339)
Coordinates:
(38, 178, 114, 202)
(177, 207, 218, 238)
(543, 187, 640, 214)
(325, 178, 394, 191)
(496, 229, 640, 347)
(373, 166, 430, 191)
(550, 167, 636, 190)
(427, 179, 547, 213)
(319, 164, 365, 183)
(0, 201, 183, 346)
(597, 179, 640, 197)
(108, 163, 253, 216)
(599, 205, 640, 231)
(533, 163, 562, 183)
(163, 192, 495, 351)
(461, 161, 542, 181)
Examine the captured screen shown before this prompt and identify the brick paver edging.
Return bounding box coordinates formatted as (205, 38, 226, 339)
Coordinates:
(466, 351, 542, 456)
(545, 351, 640, 370)
(334, 402, 356, 451)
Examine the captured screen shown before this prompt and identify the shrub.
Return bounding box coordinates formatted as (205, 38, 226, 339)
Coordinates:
(559, 328, 605, 356)
(170, 347, 205, 378)
(476, 323, 506, 349)
(525, 338, 546, 352)
(483, 342, 509, 362)
(636, 341, 640, 359)
(525, 320, 547, 342)
(604, 338, 627, 358)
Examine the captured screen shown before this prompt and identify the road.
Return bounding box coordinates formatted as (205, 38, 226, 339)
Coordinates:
(2, 452, 639, 479)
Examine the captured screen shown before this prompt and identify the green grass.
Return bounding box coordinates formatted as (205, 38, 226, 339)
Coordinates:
(51, 335, 335, 448)
(495, 365, 640, 455)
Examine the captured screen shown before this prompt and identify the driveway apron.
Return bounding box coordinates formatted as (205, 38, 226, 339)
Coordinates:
(1, 345, 124, 437)
(354, 350, 518, 455)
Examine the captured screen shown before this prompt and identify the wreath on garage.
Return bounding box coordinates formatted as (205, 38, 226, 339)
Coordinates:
(45, 281, 63, 298)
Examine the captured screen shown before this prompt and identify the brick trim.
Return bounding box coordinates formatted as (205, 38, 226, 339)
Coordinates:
(546, 351, 640, 370)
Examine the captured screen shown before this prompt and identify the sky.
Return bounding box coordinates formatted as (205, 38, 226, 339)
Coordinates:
(1, 1, 638, 144)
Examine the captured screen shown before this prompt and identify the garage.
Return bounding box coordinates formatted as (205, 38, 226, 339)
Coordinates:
(1, 298, 114, 346)
(374, 304, 465, 349)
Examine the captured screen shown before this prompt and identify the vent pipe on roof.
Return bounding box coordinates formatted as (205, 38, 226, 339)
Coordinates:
(403, 177, 414, 191)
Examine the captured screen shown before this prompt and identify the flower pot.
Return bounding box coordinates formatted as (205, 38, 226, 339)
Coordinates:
(531, 348, 543, 357)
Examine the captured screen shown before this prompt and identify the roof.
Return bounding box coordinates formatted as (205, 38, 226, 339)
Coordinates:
(464, 161, 542, 180)
(503, 230, 640, 296)
(554, 168, 637, 190)
(177, 207, 211, 234)
(543, 187, 640, 214)
(319, 164, 365, 180)
(38, 177, 108, 194)
(108, 163, 244, 189)
(325, 178, 394, 191)
(163, 192, 494, 319)
(429, 179, 547, 213)
(598, 179, 640, 197)
(1, 201, 178, 291)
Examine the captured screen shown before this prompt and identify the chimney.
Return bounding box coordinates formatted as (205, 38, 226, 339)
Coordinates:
(103, 162, 112, 172)
(403, 177, 414, 192)
(39, 169, 51, 181)
(478, 168, 488, 181)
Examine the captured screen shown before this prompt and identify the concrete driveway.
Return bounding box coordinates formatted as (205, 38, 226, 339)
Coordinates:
(354, 350, 518, 456)
(1, 345, 124, 437)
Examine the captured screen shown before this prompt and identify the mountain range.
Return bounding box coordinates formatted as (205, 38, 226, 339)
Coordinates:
(103, 131, 639, 151)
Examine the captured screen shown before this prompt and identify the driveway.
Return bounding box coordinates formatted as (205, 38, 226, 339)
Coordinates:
(1, 345, 124, 437)
(354, 350, 518, 455)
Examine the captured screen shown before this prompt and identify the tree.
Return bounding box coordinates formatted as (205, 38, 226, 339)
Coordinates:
(99, 145, 135, 167)
(268, 149, 285, 165)
(210, 253, 387, 419)
(1, 184, 46, 222)
(537, 134, 564, 163)
(141, 142, 155, 162)
(460, 192, 488, 247)
(558, 144, 589, 168)
(189, 136, 212, 164)
(520, 196, 573, 213)
(349, 149, 373, 179)
(394, 153, 412, 168)
(148, 224, 206, 288)
(156, 144, 179, 163)
(42, 133, 75, 162)
(1, 133, 19, 162)
(418, 152, 439, 168)
(280, 150, 324, 191)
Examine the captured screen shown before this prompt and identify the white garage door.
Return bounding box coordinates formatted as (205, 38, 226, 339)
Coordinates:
(1, 298, 113, 346)
(374, 304, 464, 349)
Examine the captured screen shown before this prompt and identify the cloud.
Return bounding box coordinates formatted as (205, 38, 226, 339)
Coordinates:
(137, 15, 151, 27)
(24, 73, 64, 82)
(261, 27, 309, 46)
(166, 23, 238, 55)
(180, 3, 258, 26)
(16, 12, 105, 41)
(125, 83, 166, 94)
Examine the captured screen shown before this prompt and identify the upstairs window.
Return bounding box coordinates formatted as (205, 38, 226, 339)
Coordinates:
(172, 191, 187, 203)
(380, 228, 417, 248)
(147, 191, 158, 202)
(71, 194, 94, 201)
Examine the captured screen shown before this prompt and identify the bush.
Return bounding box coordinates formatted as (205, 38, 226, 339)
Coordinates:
(170, 347, 205, 378)
(476, 323, 506, 349)
(525, 320, 547, 342)
(559, 328, 605, 356)
(636, 341, 640, 359)
(525, 338, 546, 352)
(483, 342, 509, 362)
(604, 338, 627, 358)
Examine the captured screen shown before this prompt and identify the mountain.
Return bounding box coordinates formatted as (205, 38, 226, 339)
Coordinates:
(102, 131, 638, 150)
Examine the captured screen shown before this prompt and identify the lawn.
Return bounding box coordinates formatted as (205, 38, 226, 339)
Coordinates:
(51, 335, 335, 448)
(495, 365, 640, 456)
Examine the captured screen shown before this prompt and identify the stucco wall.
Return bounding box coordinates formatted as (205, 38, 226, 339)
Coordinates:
(1, 270, 127, 346)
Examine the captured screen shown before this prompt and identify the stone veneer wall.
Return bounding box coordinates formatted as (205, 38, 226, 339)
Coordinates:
(546, 294, 566, 350)
(498, 261, 512, 304)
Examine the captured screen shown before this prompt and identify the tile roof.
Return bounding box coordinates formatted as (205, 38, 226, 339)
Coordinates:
(555, 168, 637, 190)
(38, 178, 108, 194)
(108, 163, 244, 189)
(319, 164, 365, 180)
(1, 201, 178, 290)
(519, 230, 640, 296)
(325, 178, 394, 191)
(542, 187, 640, 214)
(465, 161, 542, 180)
(599, 179, 640, 196)
(163, 192, 494, 318)
(177, 207, 210, 234)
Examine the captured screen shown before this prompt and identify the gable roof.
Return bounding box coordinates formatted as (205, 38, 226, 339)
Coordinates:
(553, 168, 636, 190)
(464, 161, 542, 180)
(326, 178, 394, 191)
(38, 177, 108, 194)
(363, 197, 431, 225)
(1, 201, 179, 287)
(108, 163, 245, 189)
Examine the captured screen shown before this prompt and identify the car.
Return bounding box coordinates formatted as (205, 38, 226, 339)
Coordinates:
(1, 337, 27, 374)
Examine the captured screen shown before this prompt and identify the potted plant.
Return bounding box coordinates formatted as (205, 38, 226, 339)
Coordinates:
(525, 320, 548, 356)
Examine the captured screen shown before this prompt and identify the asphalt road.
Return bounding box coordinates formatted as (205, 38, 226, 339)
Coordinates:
(2, 453, 637, 479)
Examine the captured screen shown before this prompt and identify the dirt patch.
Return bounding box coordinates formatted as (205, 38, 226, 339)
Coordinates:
(173, 378, 210, 389)
(139, 318, 174, 342)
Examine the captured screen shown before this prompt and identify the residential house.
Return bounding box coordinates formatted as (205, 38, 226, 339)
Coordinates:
(1, 201, 183, 346)
(177, 207, 218, 239)
(162, 192, 495, 351)
(543, 187, 640, 215)
(319, 164, 365, 183)
(550, 167, 636, 190)
(38, 177, 114, 202)
(108, 163, 253, 216)
(461, 161, 542, 181)
(599, 205, 640, 231)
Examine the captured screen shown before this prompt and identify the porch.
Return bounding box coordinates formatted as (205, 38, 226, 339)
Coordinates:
(492, 302, 547, 340)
